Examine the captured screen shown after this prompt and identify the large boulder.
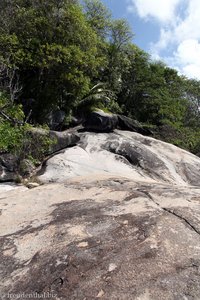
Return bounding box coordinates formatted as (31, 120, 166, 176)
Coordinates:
(49, 130, 80, 153)
(83, 111, 152, 136)
(117, 114, 152, 135)
(2, 175, 200, 299)
(47, 110, 66, 130)
(0, 154, 36, 182)
(0, 153, 18, 182)
(39, 130, 200, 186)
(0, 128, 80, 182)
(29, 127, 80, 155)
(83, 110, 118, 132)
(2, 131, 200, 298)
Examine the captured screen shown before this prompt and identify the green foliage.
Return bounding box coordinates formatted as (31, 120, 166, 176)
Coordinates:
(119, 53, 188, 127)
(156, 125, 200, 155)
(0, 0, 105, 120)
(0, 120, 54, 162)
(0, 122, 24, 152)
(84, 0, 111, 38)
(118, 45, 151, 118)
(0, 92, 24, 152)
(0, 92, 53, 164)
(76, 83, 122, 115)
(18, 126, 55, 162)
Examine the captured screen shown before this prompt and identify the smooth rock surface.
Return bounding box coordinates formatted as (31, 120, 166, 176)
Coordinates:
(39, 130, 200, 186)
(2, 130, 200, 299)
(1, 176, 200, 299)
(0, 129, 80, 182)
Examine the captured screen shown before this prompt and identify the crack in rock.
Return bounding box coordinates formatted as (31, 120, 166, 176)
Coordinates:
(139, 189, 200, 237)
(162, 208, 200, 236)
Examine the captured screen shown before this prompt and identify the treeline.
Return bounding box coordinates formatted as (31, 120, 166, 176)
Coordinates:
(0, 0, 200, 155)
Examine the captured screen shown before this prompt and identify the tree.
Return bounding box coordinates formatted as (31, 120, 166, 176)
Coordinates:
(103, 19, 133, 93)
(83, 0, 111, 38)
(183, 78, 200, 128)
(0, 0, 103, 122)
(118, 45, 151, 119)
(136, 62, 187, 126)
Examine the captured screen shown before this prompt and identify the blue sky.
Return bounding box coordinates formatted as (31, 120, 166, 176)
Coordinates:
(101, 0, 200, 80)
(101, 0, 159, 50)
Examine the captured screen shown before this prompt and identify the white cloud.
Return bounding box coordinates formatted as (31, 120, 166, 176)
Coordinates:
(150, 28, 173, 59)
(174, 39, 200, 79)
(175, 39, 200, 65)
(128, 0, 200, 79)
(128, 0, 182, 23)
(183, 65, 200, 79)
(175, 0, 200, 42)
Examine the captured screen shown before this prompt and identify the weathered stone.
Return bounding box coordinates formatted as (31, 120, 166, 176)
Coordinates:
(2, 130, 200, 299)
(0, 153, 18, 182)
(83, 110, 118, 132)
(0, 153, 17, 172)
(1, 177, 200, 299)
(83, 112, 152, 135)
(29, 127, 80, 155)
(49, 130, 80, 154)
(26, 182, 40, 189)
(117, 114, 152, 135)
(39, 130, 200, 186)
(0, 128, 80, 182)
(47, 109, 66, 130)
(0, 165, 16, 182)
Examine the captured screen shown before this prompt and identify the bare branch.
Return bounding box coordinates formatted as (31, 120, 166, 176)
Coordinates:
(0, 61, 22, 103)
(0, 109, 23, 126)
(24, 109, 32, 124)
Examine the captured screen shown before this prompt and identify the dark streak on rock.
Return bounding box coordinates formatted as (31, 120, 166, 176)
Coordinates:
(139, 189, 200, 237)
(163, 208, 200, 236)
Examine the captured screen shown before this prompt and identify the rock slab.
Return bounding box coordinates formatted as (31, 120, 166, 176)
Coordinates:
(1, 130, 200, 299)
(1, 177, 200, 299)
(39, 130, 200, 186)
